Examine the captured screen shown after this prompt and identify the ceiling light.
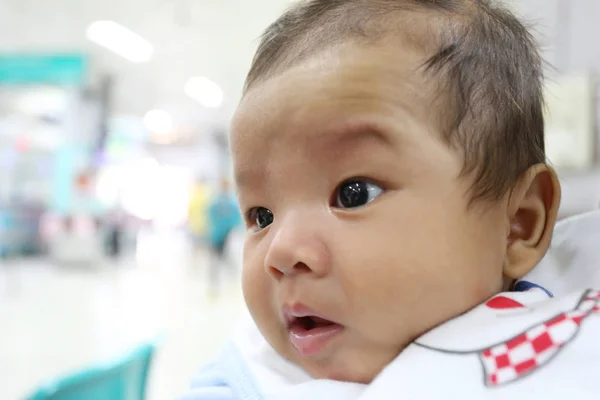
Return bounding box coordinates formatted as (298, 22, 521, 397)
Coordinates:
(184, 77, 223, 108)
(86, 21, 153, 63)
(144, 109, 174, 133)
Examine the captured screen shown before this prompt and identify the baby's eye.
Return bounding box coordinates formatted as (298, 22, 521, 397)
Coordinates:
(247, 207, 274, 230)
(334, 180, 383, 209)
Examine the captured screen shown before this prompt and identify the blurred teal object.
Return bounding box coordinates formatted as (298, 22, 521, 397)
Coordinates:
(25, 341, 157, 400)
(207, 193, 242, 249)
(0, 54, 88, 85)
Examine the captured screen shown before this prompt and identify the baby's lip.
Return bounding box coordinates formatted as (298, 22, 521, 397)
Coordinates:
(282, 302, 344, 356)
(281, 302, 340, 328)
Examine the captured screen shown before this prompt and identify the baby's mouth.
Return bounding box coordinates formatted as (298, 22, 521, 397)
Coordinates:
(283, 306, 344, 356)
(289, 316, 337, 332)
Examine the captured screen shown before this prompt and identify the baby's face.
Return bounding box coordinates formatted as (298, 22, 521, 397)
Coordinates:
(231, 42, 510, 383)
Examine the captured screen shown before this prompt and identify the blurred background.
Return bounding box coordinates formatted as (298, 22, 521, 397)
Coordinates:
(0, 0, 599, 399)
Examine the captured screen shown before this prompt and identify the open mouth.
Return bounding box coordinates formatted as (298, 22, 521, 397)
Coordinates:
(289, 316, 337, 332)
(283, 307, 344, 356)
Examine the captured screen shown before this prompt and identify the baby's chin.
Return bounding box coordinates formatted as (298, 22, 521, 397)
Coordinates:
(286, 345, 399, 384)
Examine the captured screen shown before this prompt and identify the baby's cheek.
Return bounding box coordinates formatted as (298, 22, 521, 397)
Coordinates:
(242, 261, 269, 312)
(241, 259, 281, 337)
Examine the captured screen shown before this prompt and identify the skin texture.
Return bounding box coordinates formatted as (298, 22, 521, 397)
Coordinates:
(231, 41, 561, 384)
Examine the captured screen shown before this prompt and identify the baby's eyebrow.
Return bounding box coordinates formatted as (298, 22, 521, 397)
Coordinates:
(327, 122, 393, 149)
(235, 159, 278, 194)
(310, 119, 396, 158)
(235, 167, 263, 192)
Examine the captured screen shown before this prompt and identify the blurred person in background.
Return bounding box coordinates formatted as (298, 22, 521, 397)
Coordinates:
(206, 178, 242, 296)
(105, 207, 125, 259)
(187, 176, 212, 251)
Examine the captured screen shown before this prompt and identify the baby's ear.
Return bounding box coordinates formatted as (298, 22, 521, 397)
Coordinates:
(503, 164, 561, 280)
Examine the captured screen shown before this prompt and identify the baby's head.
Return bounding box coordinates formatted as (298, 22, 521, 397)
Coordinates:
(231, 0, 561, 384)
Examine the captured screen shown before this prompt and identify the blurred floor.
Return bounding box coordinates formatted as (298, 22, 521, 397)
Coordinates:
(0, 230, 245, 400)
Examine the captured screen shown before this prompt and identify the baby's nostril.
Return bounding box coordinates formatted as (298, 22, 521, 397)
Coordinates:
(268, 266, 284, 279)
(293, 262, 311, 273)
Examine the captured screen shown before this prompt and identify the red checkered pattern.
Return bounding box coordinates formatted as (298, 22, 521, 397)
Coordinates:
(480, 290, 600, 386)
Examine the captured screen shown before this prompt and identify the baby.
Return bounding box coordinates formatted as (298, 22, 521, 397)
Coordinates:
(183, 1, 600, 399)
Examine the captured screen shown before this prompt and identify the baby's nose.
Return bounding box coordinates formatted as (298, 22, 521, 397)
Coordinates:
(264, 212, 331, 280)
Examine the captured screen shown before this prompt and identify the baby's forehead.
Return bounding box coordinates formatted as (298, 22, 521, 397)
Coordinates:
(232, 41, 440, 141)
